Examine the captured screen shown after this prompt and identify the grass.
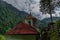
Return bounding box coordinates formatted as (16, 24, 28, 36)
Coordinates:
(1, 35, 36, 40)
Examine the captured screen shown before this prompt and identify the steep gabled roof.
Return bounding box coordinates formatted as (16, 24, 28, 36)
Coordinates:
(5, 22, 39, 34)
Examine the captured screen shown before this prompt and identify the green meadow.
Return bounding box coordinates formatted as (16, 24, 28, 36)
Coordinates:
(0, 35, 36, 40)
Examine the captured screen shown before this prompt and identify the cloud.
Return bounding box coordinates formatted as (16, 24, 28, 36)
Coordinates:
(3, 0, 60, 20)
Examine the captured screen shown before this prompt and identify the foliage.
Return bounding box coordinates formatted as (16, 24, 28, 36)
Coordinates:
(57, 1, 60, 7)
(56, 20, 60, 27)
(40, 0, 55, 14)
(0, 1, 28, 34)
(0, 35, 5, 40)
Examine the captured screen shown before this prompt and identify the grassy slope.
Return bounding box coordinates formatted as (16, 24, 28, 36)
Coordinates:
(2, 35, 36, 40)
(0, 0, 45, 34)
(0, 1, 28, 34)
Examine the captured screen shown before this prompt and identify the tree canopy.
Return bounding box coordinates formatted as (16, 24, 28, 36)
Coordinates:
(40, 0, 60, 22)
(40, 0, 55, 14)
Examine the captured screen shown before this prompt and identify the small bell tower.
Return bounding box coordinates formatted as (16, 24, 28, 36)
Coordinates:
(25, 13, 36, 27)
(24, 2, 36, 27)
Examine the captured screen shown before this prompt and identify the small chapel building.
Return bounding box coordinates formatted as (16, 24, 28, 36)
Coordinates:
(5, 13, 40, 40)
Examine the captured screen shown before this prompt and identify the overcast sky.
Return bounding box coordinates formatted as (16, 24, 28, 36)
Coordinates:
(3, 0, 60, 20)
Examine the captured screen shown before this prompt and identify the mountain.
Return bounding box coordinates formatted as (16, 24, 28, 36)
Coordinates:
(42, 17, 60, 23)
(0, 0, 45, 34)
(1, 0, 59, 34)
(35, 20, 47, 29)
(0, 0, 28, 34)
(40, 17, 60, 28)
(35, 17, 60, 29)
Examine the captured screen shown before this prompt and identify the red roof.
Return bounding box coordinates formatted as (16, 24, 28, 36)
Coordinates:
(5, 22, 39, 34)
(26, 14, 35, 19)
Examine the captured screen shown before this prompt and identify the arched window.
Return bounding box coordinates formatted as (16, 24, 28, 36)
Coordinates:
(28, 21, 31, 26)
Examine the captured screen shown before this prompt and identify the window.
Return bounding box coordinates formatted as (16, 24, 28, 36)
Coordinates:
(28, 21, 31, 26)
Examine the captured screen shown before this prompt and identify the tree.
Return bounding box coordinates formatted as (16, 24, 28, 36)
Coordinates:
(56, 20, 60, 36)
(57, 1, 60, 7)
(40, 0, 55, 22)
(40, 0, 59, 40)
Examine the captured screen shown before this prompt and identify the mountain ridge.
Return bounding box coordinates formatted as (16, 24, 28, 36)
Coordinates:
(42, 17, 60, 23)
(0, 0, 60, 34)
(0, 0, 28, 34)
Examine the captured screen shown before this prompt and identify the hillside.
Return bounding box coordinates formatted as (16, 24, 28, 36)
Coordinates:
(42, 17, 60, 23)
(0, 0, 28, 34)
(0, 0, 49, 34)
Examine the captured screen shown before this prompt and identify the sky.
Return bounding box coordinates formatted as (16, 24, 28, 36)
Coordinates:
(3, 0, 60, 20)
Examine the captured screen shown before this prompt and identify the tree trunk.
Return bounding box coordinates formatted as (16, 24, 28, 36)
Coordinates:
(50, 11, 53, 22)
(49, 0, 53, 22)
